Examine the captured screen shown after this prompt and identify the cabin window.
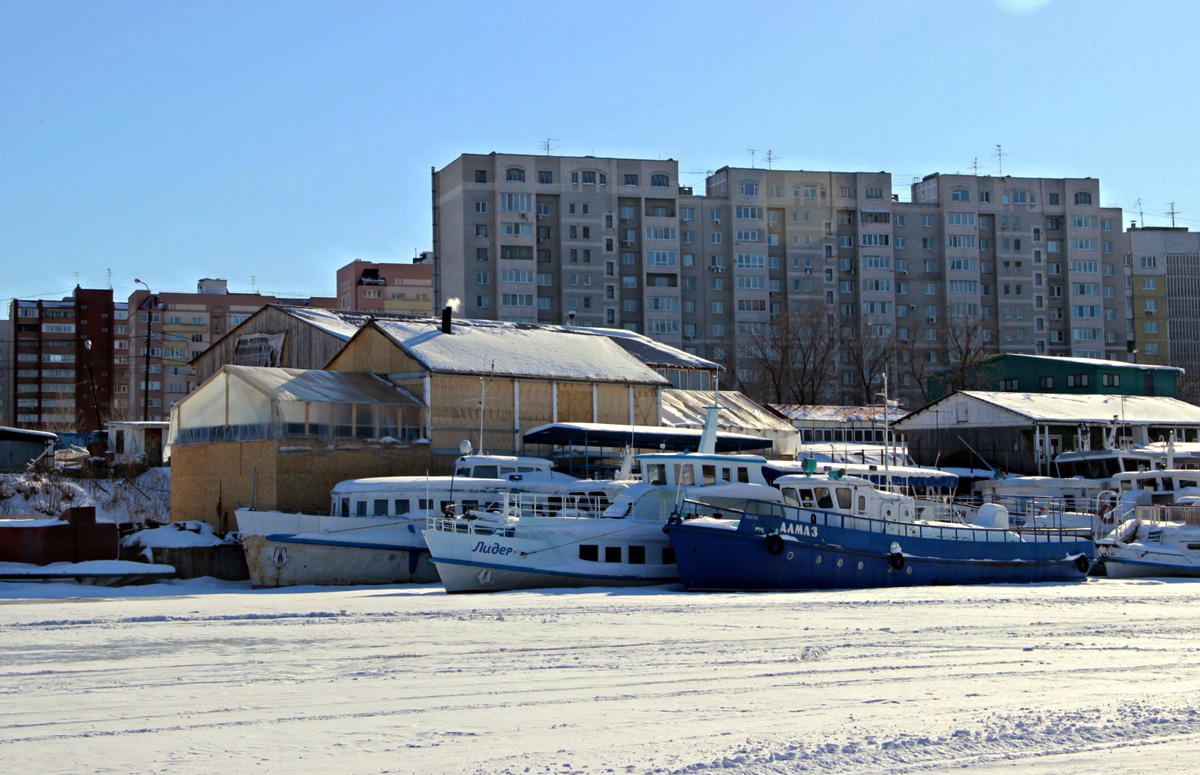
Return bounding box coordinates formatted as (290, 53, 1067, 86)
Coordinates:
(646, 464, 667, 485)
(782, 488, 800, 507)
(737, 467, 750, 483)
(340, 497, 350, 516)
(373, 499, 388, 516)
(473, 465, 498, 479)
(799, 489, 815, 506)
(418, 498, 433, 511)
(662, 546, 676, 564)
(605, 547, 622, 563)
(722, 468, 732, 482)
(676, 464, 695, 486)
(702, 465, 717, 485)
(629, 545, 646, 564)
(836, 488, 852, 509)
(455, 466, 471, 477)
(857, 496, 867, 512)
(356, 501, 368, 516)
(815, 488, 834, 509)
(395, 499, 410, 514)
(579, 544, 599, 562)
(1180, 480, 1199, 489)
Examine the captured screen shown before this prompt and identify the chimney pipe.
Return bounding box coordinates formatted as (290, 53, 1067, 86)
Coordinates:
(441, 306, 452, 334)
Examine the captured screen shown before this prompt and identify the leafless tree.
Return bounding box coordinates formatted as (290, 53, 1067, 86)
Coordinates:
(935, 315, 1000, 396)
(840, 318, 899, 405)
(728, 305, 840, 406)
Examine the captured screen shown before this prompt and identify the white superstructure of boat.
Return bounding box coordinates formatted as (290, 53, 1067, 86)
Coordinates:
(424, 406, 785, 593)
(235, 453, 622, 588)
(1096, 470, 1200, 578)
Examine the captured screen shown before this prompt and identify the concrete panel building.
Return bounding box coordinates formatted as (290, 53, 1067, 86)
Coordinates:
(1126, 226, 1200, 376)
(335, 260, 434, 315)
(433, 152, 1132, 409)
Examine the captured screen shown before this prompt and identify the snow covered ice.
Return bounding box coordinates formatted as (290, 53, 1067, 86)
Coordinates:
(2, 579, 1200, 773)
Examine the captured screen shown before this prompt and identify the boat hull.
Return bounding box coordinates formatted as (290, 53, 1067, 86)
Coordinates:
(424, 518, 678, 593)
(241, 534, 438, 588)
(666, 514, 1093, 591)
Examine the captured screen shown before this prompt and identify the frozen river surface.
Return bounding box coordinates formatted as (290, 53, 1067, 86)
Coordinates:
(2, 578, 1200, 773)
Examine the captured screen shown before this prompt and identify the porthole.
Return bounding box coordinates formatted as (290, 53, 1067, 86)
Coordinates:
(836, 558, 843, 568)
(786, 552, 794, 560)
(906, 566, 913, 575)
(857, 561, 863, 570)
(816, 555, 822, 564)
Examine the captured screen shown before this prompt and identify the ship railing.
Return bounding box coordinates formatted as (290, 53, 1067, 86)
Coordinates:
(234, 501, 331, 516)
(678, 498, 1088, 545)
(1135, 504, 1200, 526)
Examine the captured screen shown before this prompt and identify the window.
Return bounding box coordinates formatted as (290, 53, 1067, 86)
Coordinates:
(999, 379, 1019, 391)
(506, 168, 525, 182)
(680, 207, 693, 221)
(475, 170, 487, 183)
(740, 182, 759, 196)
(475, 201, 487, 213)
(922, 215, 933, 227)
(711, 232, 722, 244)
(651, 174, 669, 188)
(864, 186, 883, 199)
(538, 170, 552, 184)
(476, 224, 487, 237)
(476, 248, 488, 261)
(624, 174, 638, 187)
(1074, 192, 1092, 205)
(582, 171, 596, 185)
(1048, 193, 1060, 205)
(951, 188, 969, 202)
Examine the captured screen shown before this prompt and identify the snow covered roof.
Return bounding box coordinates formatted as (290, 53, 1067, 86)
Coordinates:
(0, 426, 58, 441)
(769, 404, 907, 424)
(990, 353, 1183, 373)
(570, 327, 718, 370)
(211, 365, 423, 405)
(366, 318, 669, 384)
(661, 390, 797, 434)
(522, 422, 772, 452)
(900, 391, 1200, 427)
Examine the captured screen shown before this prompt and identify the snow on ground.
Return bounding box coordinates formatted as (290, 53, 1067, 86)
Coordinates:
(0, 468, 171, 525)
(2, 578, 1200, 774)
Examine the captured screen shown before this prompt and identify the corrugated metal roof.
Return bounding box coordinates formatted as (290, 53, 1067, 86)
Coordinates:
(769, 404, 906, 423)
(902, 391, 1200, 426)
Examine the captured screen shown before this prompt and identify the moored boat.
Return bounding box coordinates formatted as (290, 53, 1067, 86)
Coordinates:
(664, 471, 1093, 591)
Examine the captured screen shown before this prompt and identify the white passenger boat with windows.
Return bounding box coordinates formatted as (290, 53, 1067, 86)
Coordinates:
(235, 451, 620, 588)
(424, 408, 785, 593)
(1096, 470, 1200, 578)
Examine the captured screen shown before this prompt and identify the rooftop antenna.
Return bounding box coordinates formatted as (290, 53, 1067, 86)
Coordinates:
(1134, 198, 1145, 226)
(992, 144, 1004, 176)
(747, 148, 757, 169)
(251, 275, 257, 293)
(107, 268, 112, 289)
(1167, 202, 1181, 227)
(540, 138, 557, 155)
(765, 149, 776, 170)
(971, 157, 980, 175)
(73, 271, 80, 285)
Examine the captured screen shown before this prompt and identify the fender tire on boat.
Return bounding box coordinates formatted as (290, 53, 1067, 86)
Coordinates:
(1075, 554, 1090, 574)
(765, 534, 785, 556)
(889, 553, 905, 571)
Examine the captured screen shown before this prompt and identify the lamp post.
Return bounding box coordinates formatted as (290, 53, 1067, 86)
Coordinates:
(135, 279, 151, 421)
(83, 338, 100, 432)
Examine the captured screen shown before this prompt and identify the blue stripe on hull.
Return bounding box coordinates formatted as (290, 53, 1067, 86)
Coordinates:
(667, 524, 1091, 591)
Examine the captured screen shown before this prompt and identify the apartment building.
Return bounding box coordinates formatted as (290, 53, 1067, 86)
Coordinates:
(432, 153, 686, 338)
(9, 288, 116, 430)
(1127, 226, 1200, 373)
(0, 318, 12, 427)
(335, 260, 434, 314)
(434, 153, 1133, 407)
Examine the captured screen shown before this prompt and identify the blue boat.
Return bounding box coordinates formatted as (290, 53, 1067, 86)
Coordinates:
(664, 472, 1094, 591)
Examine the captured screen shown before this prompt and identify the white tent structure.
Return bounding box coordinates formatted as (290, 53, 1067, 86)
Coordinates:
(660, 389, 800, 458)
(168, 365, 425, 447)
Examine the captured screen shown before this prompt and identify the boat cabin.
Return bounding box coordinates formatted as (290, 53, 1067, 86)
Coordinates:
(452, 454, 557, 480)
(774, 473, 915, 522)
(637, 452, 769, 488)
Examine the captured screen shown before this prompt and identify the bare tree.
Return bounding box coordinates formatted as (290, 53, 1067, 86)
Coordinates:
(728, 305, 840, 406)
(840, 318, 899, 405)
(935, 315, 1000, 397)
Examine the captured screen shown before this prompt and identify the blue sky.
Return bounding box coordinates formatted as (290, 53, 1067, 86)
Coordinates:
(2, 0, 1197, 306)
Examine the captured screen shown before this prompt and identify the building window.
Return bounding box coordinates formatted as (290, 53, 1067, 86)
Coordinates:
(506, 168, 525, 182)
(582, 171, 596, 185)
(1074, 192, 1092, 205)
(740, 182, 758, 196)
(864, 186, 883, 199)
(476, 248, 488, 261)
(1039, 376, 1054, 389)
(475, 170, 487, 183)
(651, 174, 669, 188)
(999, 379, 1019, 391)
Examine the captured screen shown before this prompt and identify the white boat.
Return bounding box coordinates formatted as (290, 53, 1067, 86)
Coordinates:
(235, 453, 621, 588)
(423, 407, 785, 593)
(1096, 470, 1200, 578)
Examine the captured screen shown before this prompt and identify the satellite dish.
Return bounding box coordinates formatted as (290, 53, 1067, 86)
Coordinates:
(460, 439, 473, 456)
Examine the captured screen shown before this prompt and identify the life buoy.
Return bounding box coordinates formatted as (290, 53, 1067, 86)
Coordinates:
(765, 534, 785, 556)
(1099, 504, 1115, 524)
(1075, 554, 1091, 574)
(889, 552, 905, 571)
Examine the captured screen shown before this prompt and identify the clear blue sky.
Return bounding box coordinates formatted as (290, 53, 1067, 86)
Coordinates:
(3, 0, 1197, 307)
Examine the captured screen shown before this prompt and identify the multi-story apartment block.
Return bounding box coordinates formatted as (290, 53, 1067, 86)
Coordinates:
(433, 152, 1132, 408)
(432, 153, 685, 337)
(9, 288, 117, 430)
(0, 318, 12, 427)
(1127, 226, 1200, 373)
(336, 260, 434, 314)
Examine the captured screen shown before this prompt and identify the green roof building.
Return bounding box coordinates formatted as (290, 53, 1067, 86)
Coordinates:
(928, 353, 1181, 401)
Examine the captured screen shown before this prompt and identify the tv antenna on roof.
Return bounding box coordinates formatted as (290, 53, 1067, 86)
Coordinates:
(1167, 202, 1182, 227)
(1134, 198, 1145, 226)
(992, 144, 1004, 176)
(540, 138, 557, 155)
(251, 275, 257, 292)
(747, 148, 758, 168)
(971, 157, 980, 175)
(765, 150, 777, 170)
